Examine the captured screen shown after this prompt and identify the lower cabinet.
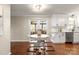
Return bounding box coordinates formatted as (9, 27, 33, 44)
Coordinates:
(65, 32, 74, 43)
(74, 32, 79, 43)
(51, 32, 65, 43)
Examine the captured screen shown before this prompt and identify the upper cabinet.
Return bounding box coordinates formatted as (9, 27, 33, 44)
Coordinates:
(51, 14, 68, 32)
(51, 14, 79, 32)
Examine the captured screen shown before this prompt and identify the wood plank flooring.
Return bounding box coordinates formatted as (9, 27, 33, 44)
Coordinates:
(11, 42, 79, 55)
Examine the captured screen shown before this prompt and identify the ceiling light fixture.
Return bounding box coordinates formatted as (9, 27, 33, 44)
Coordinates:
(33, 4, 47, 12)
(35, 4, 42, 11)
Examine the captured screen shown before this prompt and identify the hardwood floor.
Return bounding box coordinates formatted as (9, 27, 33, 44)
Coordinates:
(11, 42, 79, 55)
(11, 42, 30, 55)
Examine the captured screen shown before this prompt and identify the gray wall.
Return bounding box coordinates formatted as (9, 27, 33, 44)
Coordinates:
(11, 16, 29, 41)
(11, 15, 51, 42)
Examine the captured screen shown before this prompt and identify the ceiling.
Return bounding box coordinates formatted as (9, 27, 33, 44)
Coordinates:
(11, 4, 79, 16)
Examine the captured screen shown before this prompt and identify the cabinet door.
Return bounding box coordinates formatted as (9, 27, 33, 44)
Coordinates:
(65, 32, 73, 42)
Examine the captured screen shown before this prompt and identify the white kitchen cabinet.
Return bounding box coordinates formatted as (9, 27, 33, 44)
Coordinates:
(50, 14, 67, 43)
(51, 32, 65, 43)
(74, 32, 79, 43)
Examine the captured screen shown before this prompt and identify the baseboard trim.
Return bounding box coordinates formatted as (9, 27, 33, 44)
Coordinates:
(73, 42, 79, 44)
(8, 52, 11, 55)
(11, 40, 29, 42)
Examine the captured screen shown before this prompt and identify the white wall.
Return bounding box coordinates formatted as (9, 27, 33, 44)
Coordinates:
(0, 5, 10, 54)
